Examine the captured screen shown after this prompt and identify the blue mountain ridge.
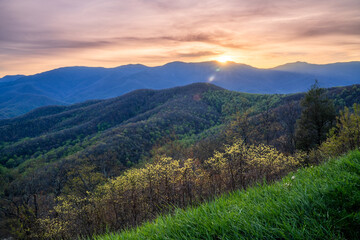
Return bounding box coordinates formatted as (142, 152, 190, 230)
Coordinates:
(0, 61, 359, 119)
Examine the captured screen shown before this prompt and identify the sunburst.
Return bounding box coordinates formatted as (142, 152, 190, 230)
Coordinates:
(216, 55, 234, 63)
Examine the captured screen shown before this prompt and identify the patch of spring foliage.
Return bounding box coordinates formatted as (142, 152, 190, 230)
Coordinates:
(38, 140, 303, 238)
(94, 150, 360, 240)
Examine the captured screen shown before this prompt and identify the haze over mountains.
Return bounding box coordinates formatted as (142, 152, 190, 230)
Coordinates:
(1, 61, 359, 119)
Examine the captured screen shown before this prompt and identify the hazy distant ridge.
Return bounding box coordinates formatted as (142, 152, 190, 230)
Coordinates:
(0, 61, 359, 118)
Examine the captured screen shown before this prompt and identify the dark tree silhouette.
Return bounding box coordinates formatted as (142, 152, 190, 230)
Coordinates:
(295, 81, 335, 151)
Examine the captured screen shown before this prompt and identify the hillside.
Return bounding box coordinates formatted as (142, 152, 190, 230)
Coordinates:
(1, 84, 360, 194)
(1, 83, 284, 201)
(1, 61, 359, 118)
(0, 83, 236, 168)
(95, 150, 360, 240)
(0, 75, 25, 83)
(1, 83, 360, 238)
(0, 82, 291, 238)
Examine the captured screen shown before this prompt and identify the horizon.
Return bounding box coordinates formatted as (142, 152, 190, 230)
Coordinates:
(2, 59, 360, 79)
(1, 0, 360, 77)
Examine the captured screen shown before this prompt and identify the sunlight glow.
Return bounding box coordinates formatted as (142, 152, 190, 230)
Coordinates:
(216, 55, 234, 63)
(208, 75, 215, 82)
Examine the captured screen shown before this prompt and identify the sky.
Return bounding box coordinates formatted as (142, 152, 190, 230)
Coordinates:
(1, 0, 360, 77)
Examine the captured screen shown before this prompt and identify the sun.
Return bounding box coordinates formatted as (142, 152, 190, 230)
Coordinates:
(216, 55, 234, 63)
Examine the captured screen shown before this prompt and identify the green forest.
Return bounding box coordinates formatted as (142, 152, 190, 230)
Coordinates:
(1, 82, 360, 239)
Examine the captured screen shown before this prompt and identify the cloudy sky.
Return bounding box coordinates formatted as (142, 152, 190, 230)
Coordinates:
(1, 0, 360, 77)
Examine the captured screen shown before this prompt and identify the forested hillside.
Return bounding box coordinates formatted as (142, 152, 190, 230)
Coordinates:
(0, 83, 360, 238)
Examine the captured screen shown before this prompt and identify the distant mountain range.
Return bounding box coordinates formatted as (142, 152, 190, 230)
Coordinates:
(1, 61, 359, 119)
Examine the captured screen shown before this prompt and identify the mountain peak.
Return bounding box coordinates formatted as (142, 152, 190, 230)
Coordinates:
(272, 61, 311, 71)
(114, 63, 148, 69)
(0, 74, 26, 82)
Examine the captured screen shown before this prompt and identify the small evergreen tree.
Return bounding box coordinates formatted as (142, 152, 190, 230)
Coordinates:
(295, 81, 335, 151)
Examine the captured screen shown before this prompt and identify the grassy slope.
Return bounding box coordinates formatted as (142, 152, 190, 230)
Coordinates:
(95, 150, 360, 240)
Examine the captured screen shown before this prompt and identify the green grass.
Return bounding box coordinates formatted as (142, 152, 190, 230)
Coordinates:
(94, 150, 360, 240)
